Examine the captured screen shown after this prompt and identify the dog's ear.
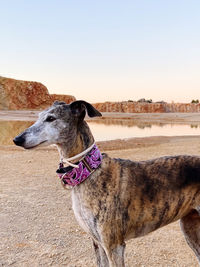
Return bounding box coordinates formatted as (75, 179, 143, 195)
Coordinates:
(53, 101, 66, 106)
(69, 100, 102, 119)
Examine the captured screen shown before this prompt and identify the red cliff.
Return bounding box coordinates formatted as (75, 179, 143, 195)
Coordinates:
(93, 101, 200, 113)
(0, 76, 75, 110)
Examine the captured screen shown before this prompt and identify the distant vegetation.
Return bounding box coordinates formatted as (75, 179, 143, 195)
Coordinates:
(137, 98, 153, 103)
(191, 99, 199, 103)
(128, 99, 166, 104)
(128, 99, 200, 104)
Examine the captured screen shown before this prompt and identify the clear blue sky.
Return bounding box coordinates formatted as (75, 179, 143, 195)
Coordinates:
(1, 0, 200, 103)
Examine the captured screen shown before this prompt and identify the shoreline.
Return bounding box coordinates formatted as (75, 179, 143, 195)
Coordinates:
(1, 110, 200, 124)
(1, 135, 200, 152)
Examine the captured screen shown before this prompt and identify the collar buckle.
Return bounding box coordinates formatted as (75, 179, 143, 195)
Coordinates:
(82, 158, 93, 173)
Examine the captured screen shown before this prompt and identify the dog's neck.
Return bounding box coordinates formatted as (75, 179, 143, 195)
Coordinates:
(57, 121, 95, 161)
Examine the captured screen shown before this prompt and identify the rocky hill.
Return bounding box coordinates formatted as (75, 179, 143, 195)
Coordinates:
(1, 76, 200, 113)
(0, 76, 75, 110)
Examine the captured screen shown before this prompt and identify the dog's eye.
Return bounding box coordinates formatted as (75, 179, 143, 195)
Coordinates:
(45, 116, 56, 122)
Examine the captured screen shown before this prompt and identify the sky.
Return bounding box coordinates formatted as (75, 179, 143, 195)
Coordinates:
(0, 0, 200, 103)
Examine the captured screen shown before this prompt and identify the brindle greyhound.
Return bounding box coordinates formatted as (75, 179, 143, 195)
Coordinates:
(14, 100, 200, 266)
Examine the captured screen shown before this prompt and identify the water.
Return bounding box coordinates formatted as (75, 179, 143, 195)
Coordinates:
(1, 119, 200, 145)
(0, 120, 33, 145)
(88, 122, 200, 141)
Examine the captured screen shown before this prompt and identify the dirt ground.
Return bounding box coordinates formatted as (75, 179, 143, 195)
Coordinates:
(1, 134, 200, 267)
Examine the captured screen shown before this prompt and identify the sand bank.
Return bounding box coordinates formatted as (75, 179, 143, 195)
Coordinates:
(1, 110, 200, 124)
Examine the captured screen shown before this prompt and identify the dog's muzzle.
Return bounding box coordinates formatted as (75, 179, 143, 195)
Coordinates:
(13, 134, 26, 147)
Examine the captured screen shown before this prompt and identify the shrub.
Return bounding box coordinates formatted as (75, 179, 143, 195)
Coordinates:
(191, 99, 199, 103)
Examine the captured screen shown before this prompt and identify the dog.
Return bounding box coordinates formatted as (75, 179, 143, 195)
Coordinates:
(14, 100, 200, 266)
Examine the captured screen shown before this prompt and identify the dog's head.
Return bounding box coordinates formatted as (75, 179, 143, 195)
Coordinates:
(13, 100, 102, 149)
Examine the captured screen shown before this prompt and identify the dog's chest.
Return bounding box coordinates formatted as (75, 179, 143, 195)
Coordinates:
(71, 190, 98, 238)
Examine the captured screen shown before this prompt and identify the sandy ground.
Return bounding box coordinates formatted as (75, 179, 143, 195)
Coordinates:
(1, 135, 200, 267)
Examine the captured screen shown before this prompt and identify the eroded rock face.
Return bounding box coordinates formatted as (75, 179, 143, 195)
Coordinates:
(50, 94, 76, 105)
(0, 76, 76, 110)
(93, 102, 166, 113)
(1, 76, 200, 113)
(93, 101, 200, 113)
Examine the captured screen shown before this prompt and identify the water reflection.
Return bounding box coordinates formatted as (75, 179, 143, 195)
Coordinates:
(191, 124, 199, 128)
(88, 118, 154, 128)
(87, 121, 200, 141)
(89, 118, 197, 129)
(1, 119, 200, 145)
(0, 121, 33, 145)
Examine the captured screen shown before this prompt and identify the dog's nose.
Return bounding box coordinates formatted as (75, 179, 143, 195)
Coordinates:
(13, 135, 25, 146)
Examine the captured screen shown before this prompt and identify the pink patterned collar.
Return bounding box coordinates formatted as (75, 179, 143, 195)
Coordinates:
(57, 144, 102, 188)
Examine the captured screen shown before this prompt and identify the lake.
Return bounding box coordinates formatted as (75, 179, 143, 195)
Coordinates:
(89, 122, 200, 141)
(1, 119, 200, 145)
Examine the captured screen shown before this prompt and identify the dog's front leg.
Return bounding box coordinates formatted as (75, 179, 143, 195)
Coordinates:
(93, 240, 109, 267)
(105, 243, 126, 267)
